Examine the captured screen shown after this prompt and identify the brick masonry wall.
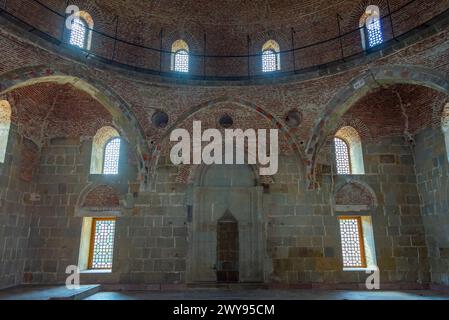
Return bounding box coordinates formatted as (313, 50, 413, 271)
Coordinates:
(3, 0, 449, 77)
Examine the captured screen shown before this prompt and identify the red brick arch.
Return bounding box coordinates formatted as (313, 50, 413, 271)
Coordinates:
(147, 97, 306, 182)
(306, 65, 449, 189)
(0, 65, 151, 182)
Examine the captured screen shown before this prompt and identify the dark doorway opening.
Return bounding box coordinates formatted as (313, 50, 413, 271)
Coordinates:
(216, 210, 239, 283)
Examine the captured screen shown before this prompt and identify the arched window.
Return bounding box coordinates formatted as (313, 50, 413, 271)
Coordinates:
(0, 100, 12, 164)
(67, 10, 93, 50)
(360, 5, 383, 49)
(90, 126, 121, 175)
(171, 40, 189, 73)
(334, 137, 351, 175)
(334, 126, 365, 175)
(262, 40, 280, 72)
(103, 138, 121, 175)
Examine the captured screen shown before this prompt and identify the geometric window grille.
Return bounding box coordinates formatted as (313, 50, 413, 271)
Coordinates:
(174, 50, 189, 73)
(89, 218, 116, 269)
(69, 18, 87, 49)
(262, 50, 278, 73)
(366, 16, 383, 48)
(338, 216, 366, 268)
(334, 137, 351, 175)
(103, 138, 121, 175)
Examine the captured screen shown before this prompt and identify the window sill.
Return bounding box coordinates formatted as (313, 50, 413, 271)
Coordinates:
(80, 269, 112, 274)
(343, 267, 378, 272)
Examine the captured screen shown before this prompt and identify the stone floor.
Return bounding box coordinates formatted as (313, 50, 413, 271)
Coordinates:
(84, 289, 449, 300)
(1, 285, 449, 300)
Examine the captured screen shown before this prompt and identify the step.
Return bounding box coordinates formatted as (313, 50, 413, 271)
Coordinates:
(49, 285, 101, 300)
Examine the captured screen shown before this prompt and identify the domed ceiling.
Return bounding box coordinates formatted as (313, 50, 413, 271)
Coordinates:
(5, 0, 449, 79)
(94, 0, 343, 27)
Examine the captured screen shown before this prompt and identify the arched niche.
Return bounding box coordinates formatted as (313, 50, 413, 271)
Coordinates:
(187, 164, 265, 284)
(306, 65, 449, 188)
(0, 65, 150, 185)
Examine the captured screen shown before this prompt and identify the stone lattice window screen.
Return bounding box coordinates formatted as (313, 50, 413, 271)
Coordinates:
(334, 137, 351, 175)
(103, 137, 121, 175)
(334, 126, 365, 175)
(360, 5, 383, 50)
(171, 39, 190, 72)
(262, 40, 280, 72)
(0, 100, 11, 163)
(67, 10, 94, 50)
(338, 216, 367, 268)
(90, 126, 120, 174)
(89, 218, 116, 269)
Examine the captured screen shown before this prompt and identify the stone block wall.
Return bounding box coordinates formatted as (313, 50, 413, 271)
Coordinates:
(0, 127, 33, 289)
(24, 138, 90, 284)
(414, 127, 449, 286)
(12, 132, 430, 288)
(267, 135, 428, 287)
(116, 154, 188, 284)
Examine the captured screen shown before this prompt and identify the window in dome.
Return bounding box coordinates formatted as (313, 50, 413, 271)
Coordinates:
(67, 10, 93, 50)
(262, 40, 280, 72)
(171, 40, 190, 73)
(360, 5, 384, 49)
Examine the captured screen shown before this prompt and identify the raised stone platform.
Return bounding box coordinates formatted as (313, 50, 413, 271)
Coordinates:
(0, 285, 101, 300)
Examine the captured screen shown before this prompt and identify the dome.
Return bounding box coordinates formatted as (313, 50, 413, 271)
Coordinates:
(4, 0, 448, 80)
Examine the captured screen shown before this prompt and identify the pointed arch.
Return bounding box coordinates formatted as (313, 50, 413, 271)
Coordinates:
(306, 65, 449, 188)
(0, 65, 150, 181)
(147, 97, 305, 184)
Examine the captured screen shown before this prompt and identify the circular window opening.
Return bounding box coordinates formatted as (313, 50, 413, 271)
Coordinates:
(285, 109, 302, 128)
(152, 111, 169, 128)
(219, 114, 234, 128)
